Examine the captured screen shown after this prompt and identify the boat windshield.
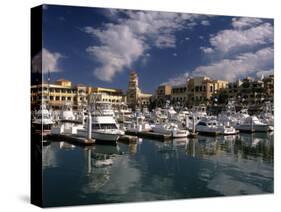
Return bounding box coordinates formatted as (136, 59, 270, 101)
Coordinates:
(37, 114, 50, 119)
(92, 123, 118, 129)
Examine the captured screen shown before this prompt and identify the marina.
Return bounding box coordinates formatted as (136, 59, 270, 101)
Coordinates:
(41, 132, 273, 207)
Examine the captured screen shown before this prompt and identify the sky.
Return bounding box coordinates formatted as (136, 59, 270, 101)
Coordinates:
(32, 4, 274, 93)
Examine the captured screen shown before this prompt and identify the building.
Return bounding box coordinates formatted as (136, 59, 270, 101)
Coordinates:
(187, 76, 228, 105)
(31, 79, 126, 110)
(127, 71, 152, 109)
(155, 84, 172, 106)
(238, 77, 265, 105)
(171, 84, 187, 105)
(31, 79, 76, 109)
(263, 74, 274, 102)
(226, 80, 243, 100)
(74, 84, 89, 109)
(90, 87, 126, 108)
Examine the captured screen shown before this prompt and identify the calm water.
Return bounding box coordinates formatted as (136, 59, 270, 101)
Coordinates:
(42, 132, 274, 207)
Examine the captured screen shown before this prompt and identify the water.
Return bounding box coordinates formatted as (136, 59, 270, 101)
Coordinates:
(42, 132, 274, 207)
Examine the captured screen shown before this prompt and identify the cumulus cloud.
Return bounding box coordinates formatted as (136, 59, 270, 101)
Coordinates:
(32, 48, 63, 74)
(84, 10, 210, 81)
(161, 73, 189, 86)
(232, 17, 263, 29)
(256, 69, 274, 78)
(200, 47, 214, 53)
(201, 20, 210, 26)
(209, 22, 273, 53)
(86, 24, 144, 81)
(191, 47, 273, 81)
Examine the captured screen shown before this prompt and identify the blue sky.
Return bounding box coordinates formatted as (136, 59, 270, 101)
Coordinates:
(33, 4, 274, 93)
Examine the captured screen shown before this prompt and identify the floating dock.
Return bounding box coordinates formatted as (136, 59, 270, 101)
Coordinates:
(125, 130, 171, 140)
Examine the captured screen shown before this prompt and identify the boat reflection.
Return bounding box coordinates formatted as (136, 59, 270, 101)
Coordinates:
(183, 133, 273, 162)
(83, 144, 123, 192)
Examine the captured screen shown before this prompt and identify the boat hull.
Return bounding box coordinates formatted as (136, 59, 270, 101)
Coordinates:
(77, 129, 121, 143)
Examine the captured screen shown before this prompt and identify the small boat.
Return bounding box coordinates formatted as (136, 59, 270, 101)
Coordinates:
(32, 104, 54, 136)
(196, 117, 238, 135)
(235, 116, 273, 132)
(152, 122, 189, 138)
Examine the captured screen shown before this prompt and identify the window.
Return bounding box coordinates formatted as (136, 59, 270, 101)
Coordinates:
(55, 96, 60, 101)
(198, 122, 207, 126)
(50, 96, 54, 100)
(62, 96, 66, 101)
(210, 86, 213, 92)
(67, 97, 71, 101)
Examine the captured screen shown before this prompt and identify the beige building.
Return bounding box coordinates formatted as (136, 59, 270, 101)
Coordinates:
(187, 76, 228, 105)
(31, 79, 76, 109)
(226, 80, 243, 100)
(127, 71, 152, 109)
(90, 87, 125, 108)
(155, 84, 172, 106)
(31, 79, 127, 109)
(171, 85, 187, 105)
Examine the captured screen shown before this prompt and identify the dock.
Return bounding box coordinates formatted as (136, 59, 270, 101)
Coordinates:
(46, 134, 95, 146)
(125, 130, 171, 140)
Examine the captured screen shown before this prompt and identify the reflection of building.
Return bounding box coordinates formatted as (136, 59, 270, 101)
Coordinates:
(187, 77, 228, 105)
(127, 71, 152, 109)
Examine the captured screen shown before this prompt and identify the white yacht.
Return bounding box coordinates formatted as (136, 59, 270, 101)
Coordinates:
(152, 122, 189, 138)
(32, 104, 54, 136)
(77, 105, 125, 143)
(259, 101, 274, 127)
(235, 116, 273, 132)
(127, 115, 152, 132)
(196, 117, 237, 135)
(51, 103, 84, 135)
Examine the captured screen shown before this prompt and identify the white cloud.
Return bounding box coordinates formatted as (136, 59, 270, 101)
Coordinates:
(191, 47, 273, 81)
(200, 47, 214, 54)
(199, 35, 204, 40)
(256, 69, 274, 78)
(84, 10, 209, 81)
(185, 37, 190, 41)
(232, 17, 263, 29)
(155, 34, 176, 48)
(173, 53, 177, 56)
(161, 73, 189, 86)
(201, 20, 210, 26)
(32, 48, 63, 74)
(209, 22, 273, 53)
(86, 24, 144, 81)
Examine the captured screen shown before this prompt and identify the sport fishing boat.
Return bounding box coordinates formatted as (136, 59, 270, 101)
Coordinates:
(152, 122, 189, 138)
(77, 104, 124, 143)
(196, 117, 238, 135)
(235, 116, 273, 132)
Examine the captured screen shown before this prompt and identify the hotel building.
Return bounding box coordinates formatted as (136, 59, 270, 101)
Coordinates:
(31, 79, 126, 109)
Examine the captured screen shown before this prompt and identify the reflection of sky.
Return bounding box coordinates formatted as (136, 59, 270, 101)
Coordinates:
(42, 132, 273, 206)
